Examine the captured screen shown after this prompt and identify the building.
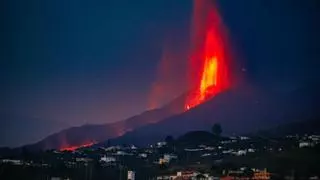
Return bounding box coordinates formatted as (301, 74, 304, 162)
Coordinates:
(75, 158, 92, 162)
(51, 177, 71, 180)
(248, 148, 255, 153)
(0, 159, 23, 165)
(240, 136, 250, 140)
(157, 171, 216, 180)
(163, 154, 177, 162)
(128, 170, 135, 180)
(158, 154, 177, 164)
(130, 145, 137, 149)
(309, 135, 320, 141)
(299, 141, 314, 148)
(223, 149, 234, 154)
(176, 171, 197, 179)
(252, 169, 271, 180)
(138, 153, 148, 158)
(221, 176, 250, 180)
(234, 150, 247, 156)
(51, 177, 62, 180)
(100, 156, 116, 163)
(159, 158, 167, 165)
(157, 142, 167, 147)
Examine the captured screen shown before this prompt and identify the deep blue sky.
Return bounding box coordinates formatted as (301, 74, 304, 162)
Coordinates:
(1, 0, 319, 146)
(2, 0, 192, 125)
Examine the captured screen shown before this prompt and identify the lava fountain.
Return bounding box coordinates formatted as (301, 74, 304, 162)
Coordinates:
(185, 0, 232, 110)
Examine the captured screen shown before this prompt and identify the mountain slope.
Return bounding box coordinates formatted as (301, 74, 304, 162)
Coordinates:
(23, 93, 186, 150)
(110, 84, 320, 146)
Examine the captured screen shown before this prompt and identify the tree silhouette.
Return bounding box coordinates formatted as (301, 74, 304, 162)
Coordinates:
(211, 123, 222, 137)
(165, 135, 174, 144)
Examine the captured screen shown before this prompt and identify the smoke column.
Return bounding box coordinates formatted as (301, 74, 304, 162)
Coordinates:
(148, 36, 188, 110)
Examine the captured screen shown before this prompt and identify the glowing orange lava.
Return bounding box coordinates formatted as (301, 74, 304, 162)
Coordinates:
(199, 56, 218, 101)
(60, 142, 95, 151)
(185, 0, 231, 110)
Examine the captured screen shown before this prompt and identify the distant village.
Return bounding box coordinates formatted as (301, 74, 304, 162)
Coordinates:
(1, 131, 320, 180)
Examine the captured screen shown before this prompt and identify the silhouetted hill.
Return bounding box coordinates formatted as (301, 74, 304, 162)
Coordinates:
(255, 118, 320, 137)
(175, 131, 227, 147)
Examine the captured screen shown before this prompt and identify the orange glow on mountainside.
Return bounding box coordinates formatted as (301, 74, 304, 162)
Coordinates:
(185, 0, 231, 110)
(60, 142, 95, 151)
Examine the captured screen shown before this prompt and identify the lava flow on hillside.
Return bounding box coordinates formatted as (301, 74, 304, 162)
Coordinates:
(60, 142, 95, 151)
(185, 0, 232, 110)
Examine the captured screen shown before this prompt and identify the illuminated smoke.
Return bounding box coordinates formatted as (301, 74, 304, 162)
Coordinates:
(148, 36, 188, 111)
(148, 47, 175, 110)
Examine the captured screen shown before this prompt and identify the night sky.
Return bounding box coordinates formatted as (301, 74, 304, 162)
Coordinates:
(1, 0, 319, 147)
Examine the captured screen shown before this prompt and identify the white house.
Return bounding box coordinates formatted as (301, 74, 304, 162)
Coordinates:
(138, 153, 148, 158)
(163, 154, 177, 162)
(299, 141, 314, 148)
(234, 150, 247, 156)
(100, 156, 116, 163)
(128, 170, 135, 180)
